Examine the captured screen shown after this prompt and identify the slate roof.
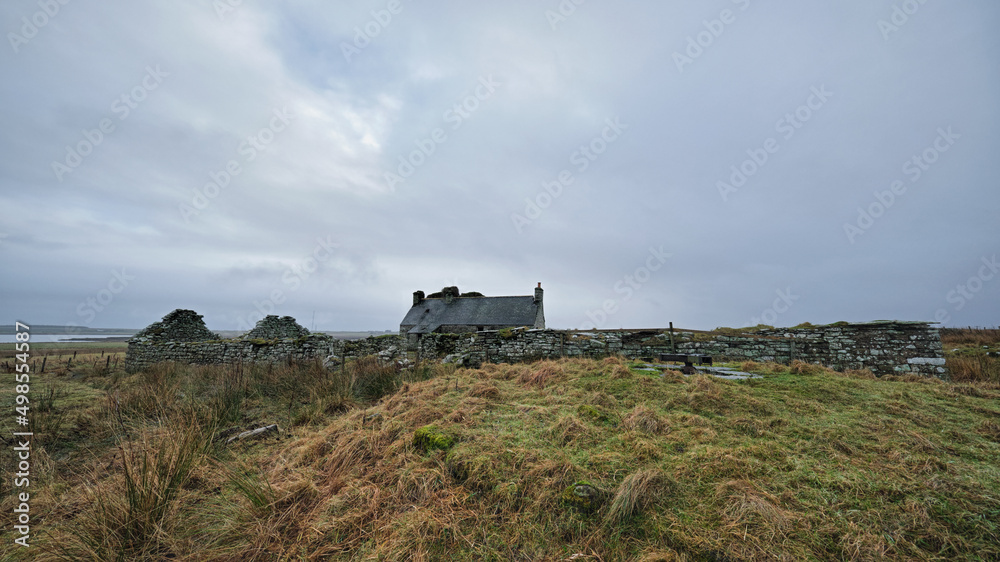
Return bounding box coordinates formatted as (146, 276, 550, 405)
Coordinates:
(400, 295, 542, 334)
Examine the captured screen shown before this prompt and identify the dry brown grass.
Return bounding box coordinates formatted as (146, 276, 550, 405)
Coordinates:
(605, 468, 676, 524)
(549, 414, 589, 444)
(609, 364, 633, 379)
(978, 419, 1000, 441)
(660, 369, 686, 383)
(622, 404, 670, 435)
(740, 360, 789, 376)
(947, 355, 1000, 383)
(789, 359, 835, 375)
(682, 374, 728, 414)
(716, 479, 799, 545)
(467, 381, 501, 400)
(519, 359, 567, 388)
(843, 367, 877, 379)
(940, 327, 1000, 347)
(940, 327, 1000, 383)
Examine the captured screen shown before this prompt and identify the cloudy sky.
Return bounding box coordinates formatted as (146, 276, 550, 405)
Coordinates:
(1, 0, 998, 332)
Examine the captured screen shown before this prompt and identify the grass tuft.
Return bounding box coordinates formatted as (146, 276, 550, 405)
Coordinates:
(605, 469, 676, 524)
(58, 415, 210, 560)
(518, 360, 566, 388)
(622, 404, 670, 434)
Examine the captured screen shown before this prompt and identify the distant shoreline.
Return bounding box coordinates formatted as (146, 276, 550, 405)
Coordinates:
(0, 325, 139, 336)
(58, 336, 134, 343)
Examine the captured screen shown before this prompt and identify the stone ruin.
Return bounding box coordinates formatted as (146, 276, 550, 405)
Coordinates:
(240, 315, 310, 340)
(129, 309, 218, 343)
(125, 310, 948, 379)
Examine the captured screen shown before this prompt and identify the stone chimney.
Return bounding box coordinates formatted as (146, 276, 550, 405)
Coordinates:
(413, 290, 425, 306)
(442, 286, 459, 304)
(534, 282, 543, 304)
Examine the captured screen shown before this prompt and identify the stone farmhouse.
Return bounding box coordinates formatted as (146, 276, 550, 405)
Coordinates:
(400, 284, 545, 336)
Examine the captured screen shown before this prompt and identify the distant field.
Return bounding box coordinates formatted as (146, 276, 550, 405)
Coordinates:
(0, 340, 127, 358)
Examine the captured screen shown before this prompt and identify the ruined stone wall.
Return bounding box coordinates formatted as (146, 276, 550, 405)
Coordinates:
(124, 334, 335, 373)
(404, 322, 944, 377)
(125, 311, 946, 378)
(240, 315, 310, 340)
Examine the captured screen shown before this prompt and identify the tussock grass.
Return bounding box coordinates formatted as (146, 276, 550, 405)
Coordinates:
(942, 326, 1000, 383)
(948, 355, 1000, 383)
(605, 468, 676, 524)
(518, 359, 566, 388)
(349, 355, 400, 400)
(622, 404, 670, 435)
(56, 415, 212, 560)
(3, 355, 1000, 560)
(789, 359, 835, 375)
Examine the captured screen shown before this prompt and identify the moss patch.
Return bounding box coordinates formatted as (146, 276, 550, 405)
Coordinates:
(562, 481, 608, 513)
(413, 424, 455, 452)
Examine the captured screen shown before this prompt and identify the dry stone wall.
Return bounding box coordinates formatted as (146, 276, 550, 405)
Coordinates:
(240, 315, 310, 340)
(130, 309, 218, 343)
(126, 310, 946, 378)
(404, 321, 945, 377)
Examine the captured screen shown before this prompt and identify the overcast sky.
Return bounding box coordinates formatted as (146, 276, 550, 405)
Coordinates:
(1, 1, 998, 332)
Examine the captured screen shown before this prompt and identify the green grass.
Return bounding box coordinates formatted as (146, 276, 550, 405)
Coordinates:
(0, 340, 129, 355)
(0, 355, 998, 560)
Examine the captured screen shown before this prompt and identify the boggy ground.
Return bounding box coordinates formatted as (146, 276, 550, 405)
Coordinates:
(0, 345, 998, 560)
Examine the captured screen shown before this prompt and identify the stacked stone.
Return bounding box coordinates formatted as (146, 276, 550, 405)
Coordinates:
(241, 315, 310, 340)
(129, 309, 218, 343)
(406, 323, 946, 378)
(124, 311, 947, 380)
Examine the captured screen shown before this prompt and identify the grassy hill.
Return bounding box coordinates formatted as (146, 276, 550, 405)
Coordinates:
(0, 334, 998, 560)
